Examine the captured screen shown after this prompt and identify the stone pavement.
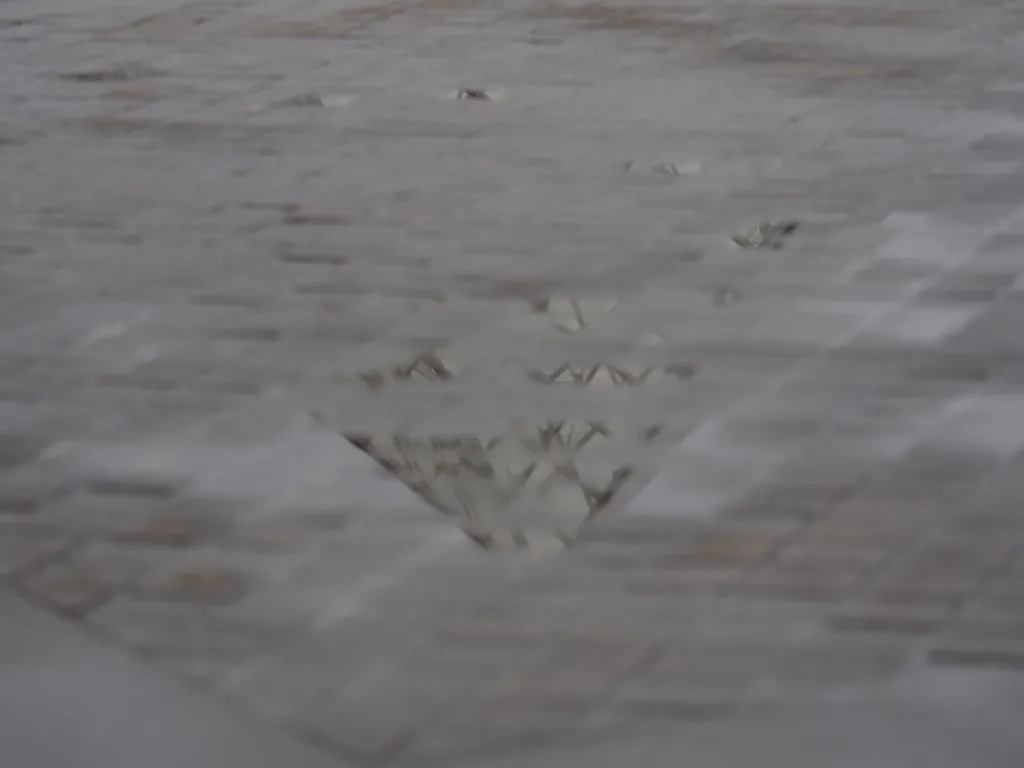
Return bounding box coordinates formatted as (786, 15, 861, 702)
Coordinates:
(3, 0, 1024, 765)
(467, 692, 1024, 768)
(0, 587, 346, 768)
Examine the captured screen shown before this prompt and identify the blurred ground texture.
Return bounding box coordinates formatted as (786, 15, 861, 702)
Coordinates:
(3, 0, 1024, 765)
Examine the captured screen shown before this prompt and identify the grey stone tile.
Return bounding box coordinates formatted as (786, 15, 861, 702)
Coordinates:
(0, 589, 348, 768)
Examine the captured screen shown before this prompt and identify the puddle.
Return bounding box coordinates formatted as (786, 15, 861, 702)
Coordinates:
(338, 339, 697, 550)
(623, 160, 703, 176)
(731, 220, 799, 250)
(281, 93, 357, 109)
(452, 88, 496, 101)
(529, 297, 619, 334)
(356, 352, 458, 391)
(349, 352, 696, 391)
(525, 362, 696, 387)
(345, 419, 660, 551)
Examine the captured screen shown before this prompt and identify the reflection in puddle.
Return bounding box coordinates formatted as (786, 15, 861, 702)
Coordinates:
(357, 352, 457, 390)
(527, 362, 696, 387)
(529, 297, 619, 335)
(345, 419, 659, 550)
(731, 220, 799, 250)
(333, 300, 694, 550)
(353, 356, 697, 390)
(715, 287, 740, 306)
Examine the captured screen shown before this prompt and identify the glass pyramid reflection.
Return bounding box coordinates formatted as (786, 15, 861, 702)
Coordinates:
(346, 418, 657, 550)
(332, 305, 694, 550)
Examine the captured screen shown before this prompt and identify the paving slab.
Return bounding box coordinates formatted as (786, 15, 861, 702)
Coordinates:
(459, 692, 1024, 768)
(0, 588, 349, 768)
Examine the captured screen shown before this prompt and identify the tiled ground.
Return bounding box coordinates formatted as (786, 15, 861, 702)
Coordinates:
(3, 0, 1024, 764)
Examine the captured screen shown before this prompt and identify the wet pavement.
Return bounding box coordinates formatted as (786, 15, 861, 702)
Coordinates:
(3, 0, 1024, 765)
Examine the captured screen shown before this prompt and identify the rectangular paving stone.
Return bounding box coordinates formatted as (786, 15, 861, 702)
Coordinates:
(739, 553, 878, 603)
(214, 510, 354, 554)
(768, 452, 875, 495)
(824, 497, 946, 535)
(528, 594, 705, 639)
(608, 686, 736, 721)
(929, 618, 1024, 672)
(302, 678, 469, 761)
(21, 540, 163, 612)
(0, 471, 79, 518)
(0, 588, 350, 768)
(695, 598, 827, 640)
(0, 534, 71, 580)
(948, 501, 1024, 537)
(873, 535, 1018, 602)
(37, 492, 222, 543)
(622, 569, 743, 598)
(627, 636, 791, 697)
(87, 597, 293, 665)
(438, 618, 563, 650)
(433, 697, 589, 754)
(969, 583, 1024, 618)
(653, 520, 801, 570)
(130, 565, 255, 606)
(511, 638, 654, 689)
(773, 635, 919, 689)
(790, 520, 919, 555)
(396, 643, 537, 684)
(829, 602, 951, 636)
(881, 447, 1000, 490)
